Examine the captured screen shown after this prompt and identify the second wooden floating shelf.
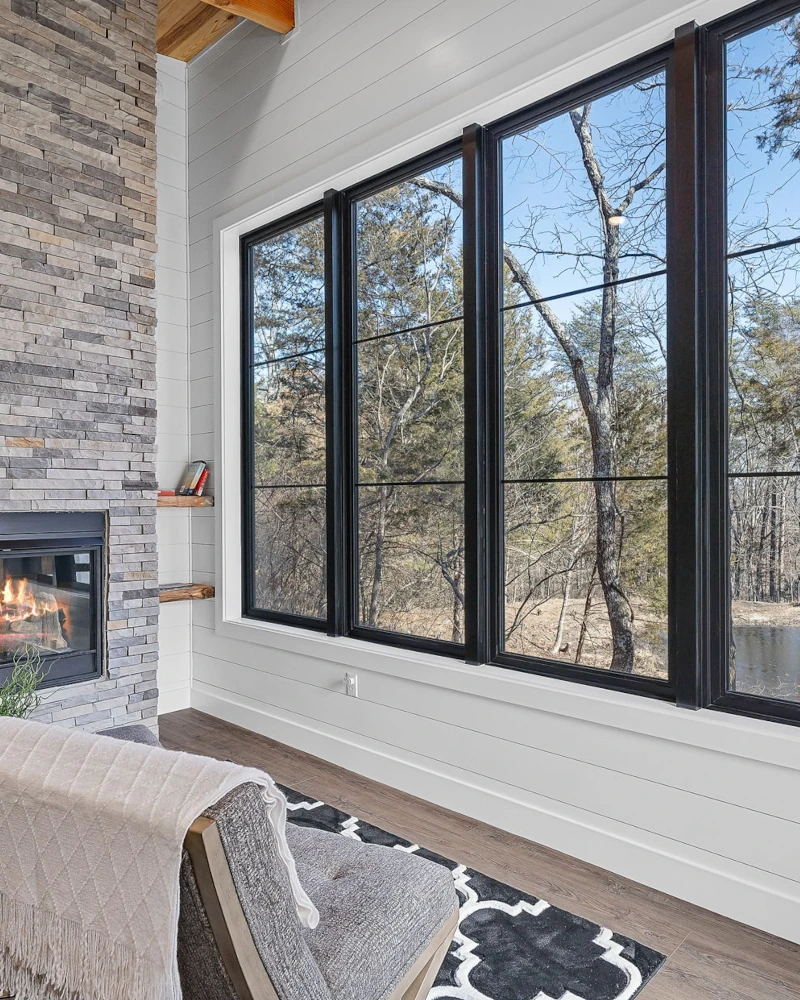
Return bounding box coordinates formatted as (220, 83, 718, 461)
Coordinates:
(159, 582, 216, 603)
(157, 495, 214, 507)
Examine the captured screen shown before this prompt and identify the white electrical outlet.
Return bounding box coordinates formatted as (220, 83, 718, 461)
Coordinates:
(344, 673, 358, 697)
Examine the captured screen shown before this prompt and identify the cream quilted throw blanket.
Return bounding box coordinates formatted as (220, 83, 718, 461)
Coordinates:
(0, 717, 319, 1000)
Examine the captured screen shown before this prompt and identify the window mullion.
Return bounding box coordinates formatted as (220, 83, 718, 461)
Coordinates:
(667, 22, 705, 709)
(701, 20, 729, 712)
(324, 189, 348, 636)
(463, 124, 490, 664)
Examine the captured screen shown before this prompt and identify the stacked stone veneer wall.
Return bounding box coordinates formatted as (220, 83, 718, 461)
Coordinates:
(0, 0, 159, 729)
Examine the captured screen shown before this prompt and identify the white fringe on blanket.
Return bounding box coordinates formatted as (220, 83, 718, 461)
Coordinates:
(0, 717, 318, 1000)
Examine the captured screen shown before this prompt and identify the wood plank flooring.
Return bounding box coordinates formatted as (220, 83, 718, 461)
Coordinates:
(160, 708, 800, 999)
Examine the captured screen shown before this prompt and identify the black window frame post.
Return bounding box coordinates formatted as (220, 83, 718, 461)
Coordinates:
(462, 123, 493, 665)
(324, 189, 348, 637)
(668, 22, 706, 709)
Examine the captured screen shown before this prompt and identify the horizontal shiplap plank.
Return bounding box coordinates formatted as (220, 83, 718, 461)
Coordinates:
(159, 599, 192, 628)
(158, 127, 186, 164)
(156, 239, 187, 274)
(191, 375, 213, 408)
(189, 510, 215, 546)
(156, 348, 186, 379)
(191, 542, 216, 575)
(157, 53, 187, 83)
(158, 210, 189, 247)
(157, 153, 186, 190)
(157, 375, 188, 407)
(190, 348, 214, 380)
(156, 98, 187, 137)
(159, 622, 193, 657)
(158, 402, 190, 437)
(158, 652, 192, 690)
(157, 509, 191, 548)
(157, 265, 188, 299)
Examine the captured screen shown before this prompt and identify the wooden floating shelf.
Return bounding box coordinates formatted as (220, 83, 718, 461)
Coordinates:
(157, 495, 214, 508)
(159, 582, 215, 603)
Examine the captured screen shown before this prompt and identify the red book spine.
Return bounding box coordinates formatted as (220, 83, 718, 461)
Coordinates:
(192, 468, 210, 496)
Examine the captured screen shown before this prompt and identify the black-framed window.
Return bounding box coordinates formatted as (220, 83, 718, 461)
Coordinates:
(495, 60, 669, 685)
(705, 0, 800, 723)
(349, 153, 466, 653)
(242, 0, 800, 727)
(242, 208, 328, 627)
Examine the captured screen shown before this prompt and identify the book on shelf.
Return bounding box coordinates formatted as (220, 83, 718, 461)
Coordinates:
(193, 468, 210, 496)
(177, 461, 207, 495)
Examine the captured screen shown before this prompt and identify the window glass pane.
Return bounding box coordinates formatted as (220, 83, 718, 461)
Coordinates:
(357, 484, 464, 642)
(727, 247, 800, 475)
(725, 16, 800, 702)
(500, 72, 668, 679)
(356, 160, 463, 338)
(726, 15, 800, 253)
(504, 278, 667, 481)
(504, 480, 668, 677)
(501, 71, 666, 300)
(253, 487, 327, 618)
(354, 158, 465, 645)
(251, 216, 325, 363)
(729, 475, 800, 702)
(253, 352, 326, 486)
(357, 322, 464, 483)
(246, 212, 327, 622)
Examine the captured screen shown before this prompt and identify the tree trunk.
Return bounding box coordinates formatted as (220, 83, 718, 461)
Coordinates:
(368, 486, 388, 627)
(769, 487, 778, 601)
(594, 477, 635, 671)
(757, 491, 770, 602)
(451, 563, 464, 643)
(549, 564, 574, 655)
(575, 563, 597, 664)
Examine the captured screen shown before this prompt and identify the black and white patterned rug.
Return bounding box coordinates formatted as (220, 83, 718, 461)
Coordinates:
(280, 785, 665, 1000)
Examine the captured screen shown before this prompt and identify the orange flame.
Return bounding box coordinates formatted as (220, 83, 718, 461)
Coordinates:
(1, 577, 59, 623)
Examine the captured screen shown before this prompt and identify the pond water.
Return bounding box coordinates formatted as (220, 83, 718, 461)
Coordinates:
(732, 626, 800, 703)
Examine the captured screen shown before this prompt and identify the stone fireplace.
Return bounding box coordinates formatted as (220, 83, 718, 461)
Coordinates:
(0, 0, 159, 729)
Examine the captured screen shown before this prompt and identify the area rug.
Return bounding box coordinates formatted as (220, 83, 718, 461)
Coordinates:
(280, 785, 665, 1000)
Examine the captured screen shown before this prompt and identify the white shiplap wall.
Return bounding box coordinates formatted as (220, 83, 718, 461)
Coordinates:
(185, 0, 800, 942)
(156, 56, 192, 713)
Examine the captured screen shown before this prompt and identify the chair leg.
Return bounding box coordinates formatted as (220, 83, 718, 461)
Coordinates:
(401, 931, 454, 1000)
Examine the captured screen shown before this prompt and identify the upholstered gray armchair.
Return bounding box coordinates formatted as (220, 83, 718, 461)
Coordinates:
(103, 725, 458, 1000)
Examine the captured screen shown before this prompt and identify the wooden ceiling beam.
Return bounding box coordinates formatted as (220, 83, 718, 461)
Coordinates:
(197, 0, 294, 35)
(157, 0, 292, 61)
(157, 0, 239, 61)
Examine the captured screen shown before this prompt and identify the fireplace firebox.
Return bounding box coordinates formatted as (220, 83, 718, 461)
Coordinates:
(0, 513, 105, 688)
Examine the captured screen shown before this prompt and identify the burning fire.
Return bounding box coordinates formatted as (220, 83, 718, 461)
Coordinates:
(1, 577, 59, 623)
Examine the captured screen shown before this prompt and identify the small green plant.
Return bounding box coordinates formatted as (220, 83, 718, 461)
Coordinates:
(0, 645, 48, 718)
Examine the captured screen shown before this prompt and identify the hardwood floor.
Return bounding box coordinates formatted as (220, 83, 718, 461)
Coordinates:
(160, 708, 800, 999)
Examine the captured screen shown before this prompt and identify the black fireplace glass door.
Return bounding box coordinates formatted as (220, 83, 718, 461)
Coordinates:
(0, 548, 97, 669)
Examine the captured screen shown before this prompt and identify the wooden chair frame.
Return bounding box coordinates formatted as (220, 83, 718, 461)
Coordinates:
(185, 817, 459, 1000)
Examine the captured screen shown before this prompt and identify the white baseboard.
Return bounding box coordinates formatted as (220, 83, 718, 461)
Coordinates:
(191, 683, 800, 945)
(158, 686, 191, 714)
